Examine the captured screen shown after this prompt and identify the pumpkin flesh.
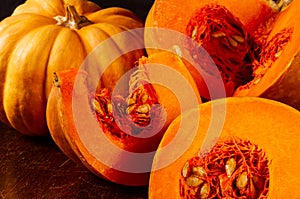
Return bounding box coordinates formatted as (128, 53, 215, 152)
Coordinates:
(149, 97, 300, 198)
(46, 52, 201, 186)
(145, 0, 300, 110)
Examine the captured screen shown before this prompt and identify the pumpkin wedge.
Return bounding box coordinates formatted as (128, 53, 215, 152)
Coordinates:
(149, 97, 300, 198)
(46, 51, 201, 186)
(145, 0, 300, 110)
(0, 0, 144, 135)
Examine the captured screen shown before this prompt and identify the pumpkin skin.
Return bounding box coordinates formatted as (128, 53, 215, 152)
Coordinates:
(46, 51, 201, 186)
(0, 0, 144, 136)
(149, 97, 300, 198)
(145, 0, 300, 109)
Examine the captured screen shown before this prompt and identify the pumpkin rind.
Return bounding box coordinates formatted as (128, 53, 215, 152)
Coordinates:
(46, 52, 201, 186)
(145, 0, 300, 110)
(149, 97, 300, 198)
(0, 0, 144, 135)
(234, 0, 300, 110)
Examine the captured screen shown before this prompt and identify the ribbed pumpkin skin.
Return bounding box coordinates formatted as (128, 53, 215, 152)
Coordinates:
(0, 0, 144, 135)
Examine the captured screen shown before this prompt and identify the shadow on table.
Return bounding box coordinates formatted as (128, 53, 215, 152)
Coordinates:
(0, 123, 148, 199)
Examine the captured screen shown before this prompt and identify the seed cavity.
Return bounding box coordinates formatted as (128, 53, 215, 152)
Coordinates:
(179, 138, 270, 198)
(125, 64, 159, 127)
(90, 58, 160, 138)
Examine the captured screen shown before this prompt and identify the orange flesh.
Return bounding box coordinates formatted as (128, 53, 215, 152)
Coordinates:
(180, 138, 269, 198)
(90, 51, 202, 148)
(186, 4, 256, 96)
(146, 0, 299, 100)
(90, 66, 161, 139)
(48, 51, 201, 186)
(149, 97, 300, 198)
(185, 4, 293, 98)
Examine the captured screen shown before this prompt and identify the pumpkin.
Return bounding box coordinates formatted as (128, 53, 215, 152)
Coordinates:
(144, 0, 300, 110)
(46, 51, 202, 186)
(0, 0, 145, 136)
(149, 97, 300, 198)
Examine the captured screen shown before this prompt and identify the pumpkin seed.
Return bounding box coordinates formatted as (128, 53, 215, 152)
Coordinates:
(185, 175, 203, 187)
(126, 97, 136, 106)
(107, 103, 113, 114)
(225, 158, 236, 177)
(253, 78, 261, 85)
(192, 27, 198, 40)
(199, 183, 209, 199)
(136, 113, 149, 118)
(211, 31, 226, 38)
(141, 93, 149, 104)
(231, 35, 245, 43)
(236, 172, 248, 189)
(92, 99, 103, 115)
(126, 104, 135, 114)
(136, 104, 150, 114)
(192, 166, 207, 178)
(228, 36, 238, 47)
(275, 51, 282, 58)
(131, 91, 138, 101)
(182, 161, 189, 177)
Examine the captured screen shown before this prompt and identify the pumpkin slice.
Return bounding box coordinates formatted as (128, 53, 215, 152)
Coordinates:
(145, 0, 300, 110)
(46, 51, 201, 186)
(0, 0, 144, 135)
(149, 97, 300, 198)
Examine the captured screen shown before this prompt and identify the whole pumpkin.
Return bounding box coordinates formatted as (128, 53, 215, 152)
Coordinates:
(0, 0, 145, 135)
(46, 51, 202, 186)
(149, 97, 300, 198)
(145, 0, 300, 109)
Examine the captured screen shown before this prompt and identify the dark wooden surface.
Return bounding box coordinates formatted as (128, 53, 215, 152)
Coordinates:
(0, 122, 148, 199)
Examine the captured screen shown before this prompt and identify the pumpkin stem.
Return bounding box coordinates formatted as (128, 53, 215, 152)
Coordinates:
(54, 5, 93, 30)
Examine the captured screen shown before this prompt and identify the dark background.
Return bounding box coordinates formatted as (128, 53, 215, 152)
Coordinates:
(0, 0, 154, 21)
(0, 0, 154, 198)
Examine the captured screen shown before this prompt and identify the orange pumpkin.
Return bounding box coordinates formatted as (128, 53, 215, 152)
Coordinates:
(0, 0, 144, 135)
(46, 51, 202, 186)
(149, 97, 300, 198)
(145, 0, 300, 109)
